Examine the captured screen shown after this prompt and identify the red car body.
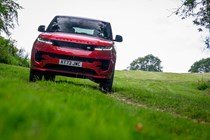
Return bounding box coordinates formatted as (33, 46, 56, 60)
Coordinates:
(29, 16, 122, 92)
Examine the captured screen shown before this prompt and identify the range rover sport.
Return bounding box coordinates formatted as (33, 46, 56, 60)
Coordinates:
(29, 16, 123, 92)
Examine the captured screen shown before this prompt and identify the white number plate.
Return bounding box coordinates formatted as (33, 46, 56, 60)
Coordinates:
(59, 59, 82, 67)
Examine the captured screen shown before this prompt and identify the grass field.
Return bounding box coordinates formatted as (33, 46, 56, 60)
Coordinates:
(0, 63, 210, 140)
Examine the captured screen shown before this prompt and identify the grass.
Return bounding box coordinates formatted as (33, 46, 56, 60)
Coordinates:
(114, 71, 210, 123)
(0, 63, 210, 140)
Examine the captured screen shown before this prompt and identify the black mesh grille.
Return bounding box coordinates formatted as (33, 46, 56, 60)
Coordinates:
(52, 40, 95, 51)
(44, 64, 96, 75)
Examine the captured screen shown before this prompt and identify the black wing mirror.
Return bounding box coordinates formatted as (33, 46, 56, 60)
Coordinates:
(114, 35, 123, 42)
(38, 25, 45, 32)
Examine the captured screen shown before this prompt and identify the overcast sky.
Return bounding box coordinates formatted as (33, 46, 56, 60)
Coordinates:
(12, 0, 210, 73)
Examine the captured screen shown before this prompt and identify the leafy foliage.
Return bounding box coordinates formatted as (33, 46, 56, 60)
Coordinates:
(0, 36, 29, 67)
(0, 0, 22, 36)
(0, 1, 28, 67)
(175, 0, 210, 48)
(129, 54, 163, 72)
(188, 57, 210, 72)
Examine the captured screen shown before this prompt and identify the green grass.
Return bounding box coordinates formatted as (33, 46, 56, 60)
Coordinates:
(114, 71, 210, 123)
(0, 63, 210, 140)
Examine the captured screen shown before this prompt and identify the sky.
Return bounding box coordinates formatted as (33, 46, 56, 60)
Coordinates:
(11, 0, 210, 73)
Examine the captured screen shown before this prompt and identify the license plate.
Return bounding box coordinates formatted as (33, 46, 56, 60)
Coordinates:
(59, 59, 82, 67)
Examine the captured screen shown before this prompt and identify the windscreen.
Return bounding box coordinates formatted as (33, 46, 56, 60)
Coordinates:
(46, 16, 113, 40)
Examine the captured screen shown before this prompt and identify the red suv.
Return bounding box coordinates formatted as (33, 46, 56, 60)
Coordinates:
(29, 16, 123, 92)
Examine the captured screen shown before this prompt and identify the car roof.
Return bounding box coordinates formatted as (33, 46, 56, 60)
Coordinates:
(55, 15, 109, 24)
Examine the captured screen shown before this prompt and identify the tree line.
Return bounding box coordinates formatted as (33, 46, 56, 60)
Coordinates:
(128, 54, 210, 73)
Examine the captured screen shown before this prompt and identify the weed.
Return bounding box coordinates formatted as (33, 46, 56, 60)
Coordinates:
(197, 80, 209, 90)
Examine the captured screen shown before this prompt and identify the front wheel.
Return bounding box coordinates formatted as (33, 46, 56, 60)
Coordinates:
(29, 69, 42, 82)
(99, 72, 114, 93)
(44, 73, 55, 81)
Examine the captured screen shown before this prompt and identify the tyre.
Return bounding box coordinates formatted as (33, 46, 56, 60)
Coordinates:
(99, 72, 114, 93)
(29, 69, 42, 82)
(44, 73, 55, 81)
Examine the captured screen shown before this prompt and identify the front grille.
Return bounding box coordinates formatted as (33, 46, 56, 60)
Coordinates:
(44, 64, 96, 75)
(52, 40, 95, 51)
(48, 53, 95, 63)
(35, 51, 110, 70)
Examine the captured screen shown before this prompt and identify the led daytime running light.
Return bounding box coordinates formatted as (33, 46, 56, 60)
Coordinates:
(94, 46, 113, 51)
(37, 37, 53, 45)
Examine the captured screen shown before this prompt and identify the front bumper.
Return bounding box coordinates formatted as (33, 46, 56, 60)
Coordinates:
(31, 50, 115, 79)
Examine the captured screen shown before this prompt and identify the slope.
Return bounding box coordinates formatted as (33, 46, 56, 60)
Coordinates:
(0, 63, 210, 140)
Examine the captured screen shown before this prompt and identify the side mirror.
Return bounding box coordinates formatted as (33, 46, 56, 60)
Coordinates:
(114, 35, 123, 42)
(38, 25, 45, 32)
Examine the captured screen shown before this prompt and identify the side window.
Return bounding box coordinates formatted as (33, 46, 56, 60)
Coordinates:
(105, 23, 113, 40)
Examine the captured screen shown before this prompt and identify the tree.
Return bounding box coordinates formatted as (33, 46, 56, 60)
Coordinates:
(0, 0, 22, 36)
(0, 36, 29, 67)
(0, 1, 28, 67)
(129, 54, 163, 72)
(175, 0, 210, 48)
(188, 57, 210, 72)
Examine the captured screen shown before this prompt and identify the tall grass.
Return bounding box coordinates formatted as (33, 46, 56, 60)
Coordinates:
(0, 64, 210, 140)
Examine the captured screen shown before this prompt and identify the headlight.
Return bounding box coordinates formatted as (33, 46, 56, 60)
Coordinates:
(37, 37, 53, 45)
(94, 46, 113, 51)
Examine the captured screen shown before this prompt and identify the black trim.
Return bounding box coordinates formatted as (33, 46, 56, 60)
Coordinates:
(44, 64, 96, 75)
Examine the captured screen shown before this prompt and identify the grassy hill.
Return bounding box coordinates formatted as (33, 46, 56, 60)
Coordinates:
(0, 63, 210, 140)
